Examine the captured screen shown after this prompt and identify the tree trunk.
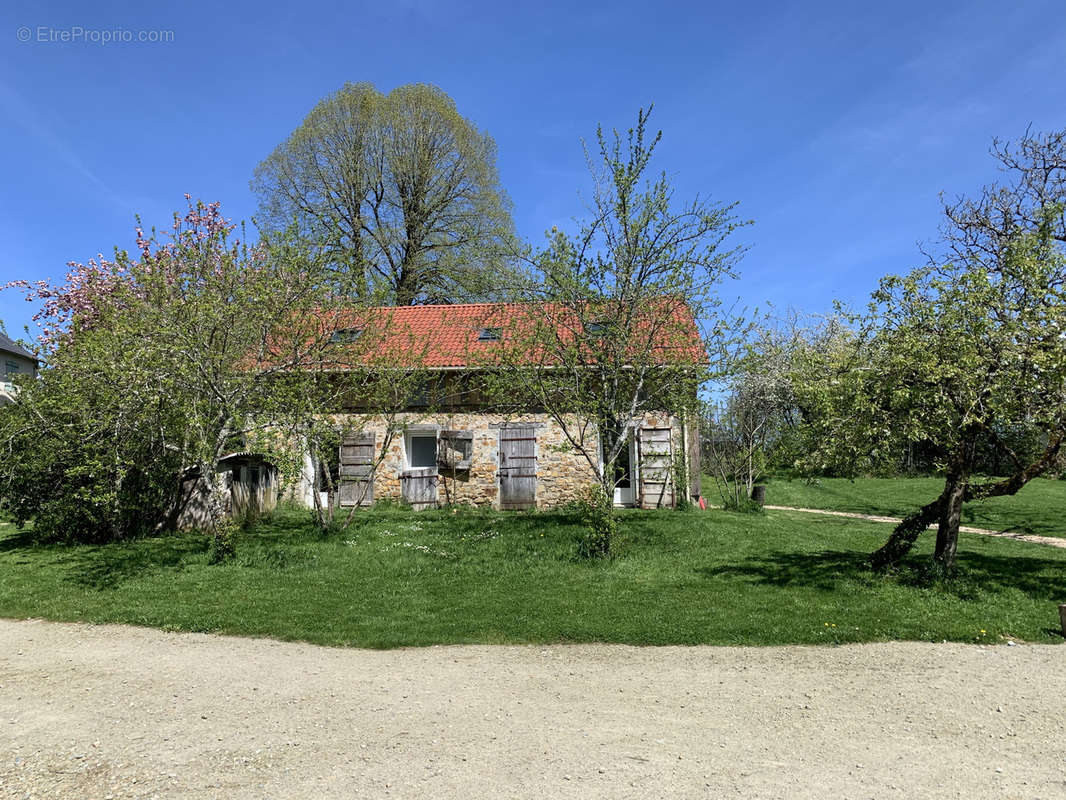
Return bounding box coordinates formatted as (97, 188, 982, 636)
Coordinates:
(869, 491, 945, 571)
(309, 447, 329, 532)
(933, 473, 967, 571)
(746, 445, 754, 498)
(872, 433, 1062, 572)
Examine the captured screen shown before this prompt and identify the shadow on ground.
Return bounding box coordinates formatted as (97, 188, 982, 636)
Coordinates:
(0, 524, 211, 591)
(698, 548, 1066, 602)
(62, 537, 210, 590)
(0, 526, 37, 553)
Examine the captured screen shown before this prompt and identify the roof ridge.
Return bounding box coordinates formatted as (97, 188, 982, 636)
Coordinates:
(0, 331, 37, 361)
(366, 302, 525, 310)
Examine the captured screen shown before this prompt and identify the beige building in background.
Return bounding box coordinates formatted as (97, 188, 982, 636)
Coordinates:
(0, 332, 38, 405)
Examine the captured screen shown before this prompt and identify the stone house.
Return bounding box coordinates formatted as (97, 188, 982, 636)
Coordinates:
(296, 302, 703, 511)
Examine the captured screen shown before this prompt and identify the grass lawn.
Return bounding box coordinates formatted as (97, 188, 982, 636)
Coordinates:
(0, 506, 1063, 648)
(736, 476, 1066, 539)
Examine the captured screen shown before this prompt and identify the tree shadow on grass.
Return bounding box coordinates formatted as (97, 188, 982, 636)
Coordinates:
(0, 524, 210, 591)
(0, 526, 38, 552)
(62, 536, 209, 590)
(698, 548, 1066, 602)
(698, 549, 869, 592)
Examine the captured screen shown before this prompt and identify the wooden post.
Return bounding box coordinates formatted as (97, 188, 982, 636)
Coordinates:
(1059, 604, 1066, 638)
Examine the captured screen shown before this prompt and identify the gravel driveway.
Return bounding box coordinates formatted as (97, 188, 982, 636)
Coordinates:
(1, 619, 1064, 799)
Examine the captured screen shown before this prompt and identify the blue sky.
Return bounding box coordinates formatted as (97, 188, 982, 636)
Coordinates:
(1, 0, 1064, 341)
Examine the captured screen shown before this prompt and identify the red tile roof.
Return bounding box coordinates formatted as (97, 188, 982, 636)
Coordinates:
(273, 300, 705, 370)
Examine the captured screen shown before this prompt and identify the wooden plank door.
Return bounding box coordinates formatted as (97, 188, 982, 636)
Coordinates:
(638, 426, 674, 508)
(498, 425, 537, 510)
(338, 432, 375, 507)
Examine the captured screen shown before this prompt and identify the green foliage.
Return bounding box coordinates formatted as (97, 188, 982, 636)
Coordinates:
(0, 355, 184, 543)
(671, 446, 692, 510)
(793, 219, 1066, 481)
(0, 202, 340, 542)
(791, 129, 1066, 568)
(208, 519, 239, 564)
(757, 476, 1066, 539)
(576, 484, 616, 558)
(721, 495, 764, 514)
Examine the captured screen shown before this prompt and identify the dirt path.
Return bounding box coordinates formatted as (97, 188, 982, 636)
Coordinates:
(766, 505, 1066, 549)
(1, 619, 1064, 799)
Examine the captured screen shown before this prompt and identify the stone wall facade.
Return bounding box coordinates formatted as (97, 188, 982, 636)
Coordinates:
(296, 410, 695, 511)
(332, 412, 600, 509)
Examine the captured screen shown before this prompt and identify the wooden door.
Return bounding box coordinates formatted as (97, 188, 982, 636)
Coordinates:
(638, 426, 674, 508)
(498, 425, 537, 510)
(338, 432, 375, 507)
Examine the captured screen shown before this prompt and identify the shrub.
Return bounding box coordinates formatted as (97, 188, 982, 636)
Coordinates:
(576, 484, 616, 558)
(722, 495, 764, 514)
(208, 519, 239, 563)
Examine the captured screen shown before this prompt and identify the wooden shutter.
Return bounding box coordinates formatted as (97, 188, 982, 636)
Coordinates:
(437, 430, 473, 470)
(401, 467, 438, 510)
(338, 432, 375, 507)
(499, 425, 537, 510)
(638, 426, 674, 508)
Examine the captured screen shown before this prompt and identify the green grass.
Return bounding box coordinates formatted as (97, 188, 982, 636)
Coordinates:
(754, 476, 1066, 538)
(0, 508, 1063, 648)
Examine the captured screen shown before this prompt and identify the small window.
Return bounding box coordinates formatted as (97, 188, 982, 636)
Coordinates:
(407, 434, 438, 469)
(408, 380, 430, 407)
(4, 361, 17, 375)
(329, 328, 363, 344)
(585, 321, 610, 336)
(477, 327, 501, 341)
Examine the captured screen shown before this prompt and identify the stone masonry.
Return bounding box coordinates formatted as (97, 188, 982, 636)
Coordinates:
(296, 411, 692, 511)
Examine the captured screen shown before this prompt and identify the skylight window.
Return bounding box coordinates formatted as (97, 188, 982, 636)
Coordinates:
(329, 328, 363, 344)
(477, 327, 502, 341)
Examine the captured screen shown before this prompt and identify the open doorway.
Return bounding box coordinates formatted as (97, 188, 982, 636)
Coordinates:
(610, 433, 638, 507)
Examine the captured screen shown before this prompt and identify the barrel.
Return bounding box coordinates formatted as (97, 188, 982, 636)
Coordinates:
(750, 484, 767, 505)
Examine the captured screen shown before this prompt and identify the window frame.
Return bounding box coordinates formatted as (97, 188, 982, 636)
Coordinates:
(404, 429, 440, 470)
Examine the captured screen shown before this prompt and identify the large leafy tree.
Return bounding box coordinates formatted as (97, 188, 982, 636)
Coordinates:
(794, 129, 1066, 572)
(251, 82, 519, 305)
(0, 200, 363, 541)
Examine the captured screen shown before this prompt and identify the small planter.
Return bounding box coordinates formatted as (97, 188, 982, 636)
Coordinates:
(750, 484, 767, 505)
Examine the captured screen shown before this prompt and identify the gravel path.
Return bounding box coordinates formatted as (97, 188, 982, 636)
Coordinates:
(766, 505, 1066, 549)
(2, 620, 1064, 799)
